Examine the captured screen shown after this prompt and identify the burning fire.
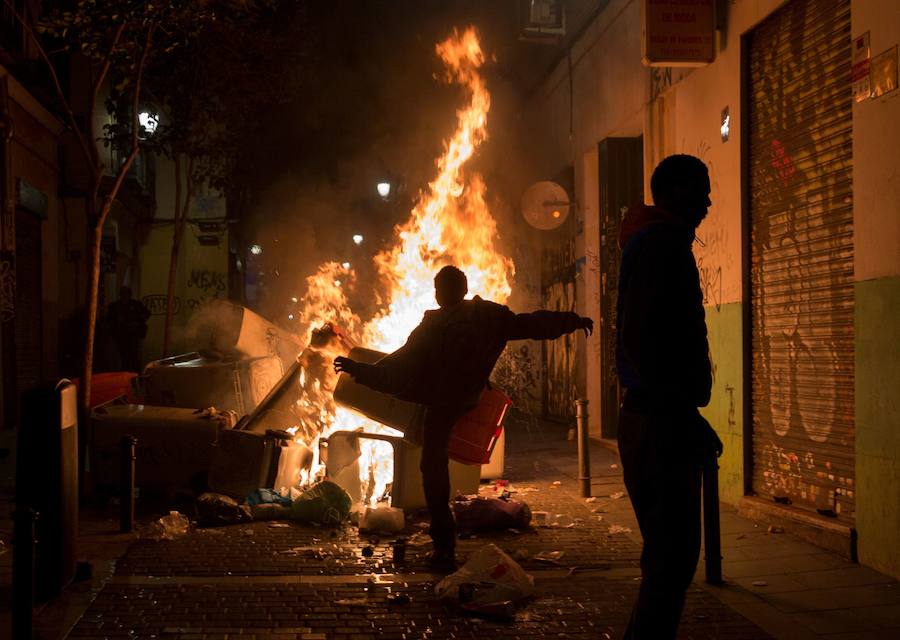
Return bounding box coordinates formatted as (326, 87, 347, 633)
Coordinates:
(286, 28, 514, 507)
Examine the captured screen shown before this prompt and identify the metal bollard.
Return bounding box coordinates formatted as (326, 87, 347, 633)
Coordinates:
(575, 399, 591, 498)
(703, 449, 723, 584)
(120, 436, 137, 533)
(13, 507, 37, 639)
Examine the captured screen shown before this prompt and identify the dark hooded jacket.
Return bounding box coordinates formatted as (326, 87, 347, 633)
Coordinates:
(616, 204, 712, 410)
(352, 296, 583, 409)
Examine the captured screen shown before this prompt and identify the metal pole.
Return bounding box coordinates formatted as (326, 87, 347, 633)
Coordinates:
(13, 507, 36, 639)
(575, 399, 591, 498)
(703, 449, 723, 584)
(120, 436, 137, 533)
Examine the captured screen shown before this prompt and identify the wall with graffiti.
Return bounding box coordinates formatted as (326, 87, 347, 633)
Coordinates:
(138, 219, 229, 362)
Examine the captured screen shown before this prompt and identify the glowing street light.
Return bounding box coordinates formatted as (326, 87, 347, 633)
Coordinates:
(288, 314, 294, 320)
(341, 262, 351, 269)
(139, 110, 159, 136)
(352, 234, 363, 246)
(250, 244, 263, 255)
(291, 296, 298, 303)
(376, 181, 391, 198)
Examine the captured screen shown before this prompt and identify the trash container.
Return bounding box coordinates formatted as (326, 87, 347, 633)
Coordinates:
(18, 379, 78, 600)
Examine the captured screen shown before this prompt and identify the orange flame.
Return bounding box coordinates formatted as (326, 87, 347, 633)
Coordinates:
(291, 27, 513, 506)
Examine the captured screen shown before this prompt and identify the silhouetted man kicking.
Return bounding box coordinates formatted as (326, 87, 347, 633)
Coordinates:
(616, 154, 723, 639)
(335, 266, 592, 571)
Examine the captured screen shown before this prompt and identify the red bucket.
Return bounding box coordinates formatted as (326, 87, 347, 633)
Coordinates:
(448, 388, 511, 465)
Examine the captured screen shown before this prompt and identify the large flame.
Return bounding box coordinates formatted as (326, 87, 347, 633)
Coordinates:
(287, 28, 513, 507)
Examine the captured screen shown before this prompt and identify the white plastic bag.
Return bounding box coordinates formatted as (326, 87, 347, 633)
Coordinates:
(434, 543, 535, 604)
(358, 505, 405, 533)
(143, 511, 190, 540)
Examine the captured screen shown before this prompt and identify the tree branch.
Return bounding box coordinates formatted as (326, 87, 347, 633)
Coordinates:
(88, 21, 126, 168)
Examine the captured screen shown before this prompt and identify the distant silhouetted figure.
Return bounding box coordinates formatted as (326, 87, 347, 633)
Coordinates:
(107, 286, 150, 373)
(335, 266, 592, 572)
(616, 154, 723, 639)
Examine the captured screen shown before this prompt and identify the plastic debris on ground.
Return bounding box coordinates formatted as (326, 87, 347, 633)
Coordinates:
(609, 491, 625, 500)
(607, 525, 632, 534)
(585, 496, 600, 503)
(196, 492, 252, 527)
(247, 488, 292, 506)
(142, 511, 190, 540)
(358, 505, 405, 533)
(435, 543, 535, 608)
(533, 550, 565, 564)
(530, 511, 576, 528)
(453, 496, 531, 532)
(288, 480, 352, 525)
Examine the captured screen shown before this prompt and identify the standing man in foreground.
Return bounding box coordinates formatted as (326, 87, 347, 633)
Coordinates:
(335, 266, 592, 572)
(616, 154, 723, 639)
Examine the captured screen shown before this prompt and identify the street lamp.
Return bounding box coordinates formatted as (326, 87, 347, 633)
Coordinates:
(352, 234, 363, 246)
(250, 244, 263, 255)
(138, 110, 159, 137)
(341, 262, 351, 269)
(376, 181, 391, 199)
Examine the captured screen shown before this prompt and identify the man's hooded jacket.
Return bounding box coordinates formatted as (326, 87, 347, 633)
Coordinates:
(616, 204, 712, 410)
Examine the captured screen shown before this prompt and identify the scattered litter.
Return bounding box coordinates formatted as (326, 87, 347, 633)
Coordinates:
(512, 549, 530, 561)
(552, 514, 575, 528)
(609, 491, 625, 500)
(142, 511, 190, 541)
(453, 496, 531, 532)
(406, 532, 431, 547)
(751, 580, 768, 587)
(767, 525, 784, 534)
(512, 486, 539, 494)
(585, 497, 600, 503)
(194, 406, 239, 428)
(359, 505, 405, 533)
(334, 598, 370, 607)
(247, 488, 292, 507)
(608, 525, 632, 535)
(387, 593, 411, 605)
(196, 492, 252, 527)
(435, 543, 535, 606)
(287, 480, 352, 525)
(533, 550, 565, 564)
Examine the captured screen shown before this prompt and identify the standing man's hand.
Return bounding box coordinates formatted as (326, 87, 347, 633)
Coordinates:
(333, 356, 359, 378)
(579, 316, 594, 338)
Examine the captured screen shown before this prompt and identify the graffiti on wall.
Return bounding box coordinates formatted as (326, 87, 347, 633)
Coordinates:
(142, 294, 182, 316)
(186, 269, 226, 311)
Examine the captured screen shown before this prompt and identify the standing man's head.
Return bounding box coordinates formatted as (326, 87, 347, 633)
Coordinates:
(650, 154, 712, 227)
(119, 286, 132, 301)
(434, 266, 467, 308)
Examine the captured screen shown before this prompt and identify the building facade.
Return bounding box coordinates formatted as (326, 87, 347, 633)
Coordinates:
(522, 0, 900, 578)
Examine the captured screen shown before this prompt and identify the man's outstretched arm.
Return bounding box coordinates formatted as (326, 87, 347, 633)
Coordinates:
(505, 309, 593, 342)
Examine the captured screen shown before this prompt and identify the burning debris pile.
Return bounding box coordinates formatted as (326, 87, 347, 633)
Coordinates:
(254, 27, 516, 511)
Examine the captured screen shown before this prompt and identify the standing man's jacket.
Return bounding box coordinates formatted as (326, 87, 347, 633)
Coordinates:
(351, 296, 583, 408)
(616, 204, 712, 411)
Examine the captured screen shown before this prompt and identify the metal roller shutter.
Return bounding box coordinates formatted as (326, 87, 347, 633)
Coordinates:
(748, 0, 855, 523)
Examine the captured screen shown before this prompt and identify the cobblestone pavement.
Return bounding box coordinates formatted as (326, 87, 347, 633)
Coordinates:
(63, 423, 773, 640)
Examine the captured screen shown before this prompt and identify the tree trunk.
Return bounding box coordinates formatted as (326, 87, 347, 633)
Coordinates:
(162, 155, 183, 357)
(162, 155, 196, 357)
